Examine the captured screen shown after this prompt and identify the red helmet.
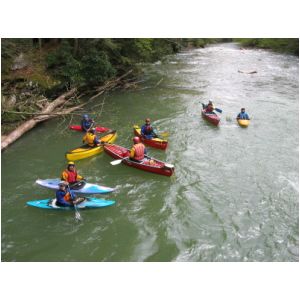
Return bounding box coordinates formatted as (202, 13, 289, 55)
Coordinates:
(133, 136, 140, 144)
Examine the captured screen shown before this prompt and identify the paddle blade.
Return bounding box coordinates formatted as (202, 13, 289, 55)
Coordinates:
(159, 132, 169, 137)
(110, 159, 123, 166)
(215, 108, 222, 113)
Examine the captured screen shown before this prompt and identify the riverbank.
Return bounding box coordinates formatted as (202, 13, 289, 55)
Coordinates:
(234, 38, 299, 55)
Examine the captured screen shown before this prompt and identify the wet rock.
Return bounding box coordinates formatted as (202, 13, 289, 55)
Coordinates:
(11, 53, 29, 71)
(2, 94, 17, 109)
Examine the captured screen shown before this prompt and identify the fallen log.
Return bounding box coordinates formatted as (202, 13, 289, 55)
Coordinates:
(1, 70, 135, 150)
(1, 88, 77, 151)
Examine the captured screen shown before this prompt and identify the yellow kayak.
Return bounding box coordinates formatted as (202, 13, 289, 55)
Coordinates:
(237, 119, 250, 127)
(66, 130, 117, 161)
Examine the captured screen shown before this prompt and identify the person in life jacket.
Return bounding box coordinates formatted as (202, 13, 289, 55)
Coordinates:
(61, 162, 84, 186)
(203, 100, 215, 113)
(236, 108, 250, 120)
(81, 114, 94, 132)
(141, 118, 158, 139)
(55, 181, 81, 207)
(130, 136, 147, 162)
(82, 128, 100, 147)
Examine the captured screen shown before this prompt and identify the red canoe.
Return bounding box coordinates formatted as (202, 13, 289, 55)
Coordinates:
(133, 125, 168, 150)
(104, 144, 174, 177)
(69, 125, 110, 133)
(201, 109, 220, 126)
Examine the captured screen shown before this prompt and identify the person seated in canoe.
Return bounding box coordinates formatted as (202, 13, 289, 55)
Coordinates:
(82, 128, 101, 147)
(61, 162, 84, 188)
(141, 118, 158, 139)
(130, 136, 147, 162)
(202, 101, 215, 113)
(81, 114, 94, 132)
(56, 181, 82, 207)
(236, 108, 250, 120)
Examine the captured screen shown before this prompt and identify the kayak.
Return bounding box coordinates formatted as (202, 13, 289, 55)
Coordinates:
(66, 130, 117, 161)
(104, 144, 174, 176)
(237, 119, 250, 127)
(36, 179, 115, 194)
(133, 125, 168, 150)
(69, 125, 110, 133)
(201, 109, 220, 126)
(27, 198, 115, 210)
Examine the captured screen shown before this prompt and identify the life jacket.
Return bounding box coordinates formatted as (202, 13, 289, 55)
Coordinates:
(206, 104, 214, 113)
(144, 124, 153, 135)
(133, 143, 145, 161)
(61, 169, 78, 183)
(84, 132, 96, 147)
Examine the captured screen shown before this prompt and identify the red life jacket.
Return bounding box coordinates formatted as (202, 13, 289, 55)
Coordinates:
(63, 169, 78, 183)
(133, 143, 145, 161)
(144, 125, 153, 135)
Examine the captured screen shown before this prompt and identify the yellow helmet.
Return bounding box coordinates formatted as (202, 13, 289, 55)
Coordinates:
(68, 161, 75, 166)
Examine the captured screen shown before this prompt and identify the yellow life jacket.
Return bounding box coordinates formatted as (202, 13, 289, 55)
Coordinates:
(83, 132, 96, 147)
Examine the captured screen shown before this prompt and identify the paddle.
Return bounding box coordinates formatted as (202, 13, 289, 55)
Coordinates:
(110, 157, 127, 166)
(67, 184, 82, 221)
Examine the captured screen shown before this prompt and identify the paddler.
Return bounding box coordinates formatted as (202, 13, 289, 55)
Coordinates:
(130, 136, 147, 162)
(141, 118, 158, 139)
(82, 128, 101, 147)
(236, 108, 250, 120)
(81, 114, 94, 132)
(61, 162, 84, 187)
(56, 181, 82, 207)
(203, 100, 215, 113)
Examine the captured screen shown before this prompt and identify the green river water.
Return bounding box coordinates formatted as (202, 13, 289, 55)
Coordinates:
(1, 43, 299, 261)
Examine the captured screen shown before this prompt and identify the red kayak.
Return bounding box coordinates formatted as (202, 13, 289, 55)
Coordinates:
(133, 125, 168, 150)
(104, 144, 174, 177)
(201, 109, 220, 126)
(69, 125, 110, 133)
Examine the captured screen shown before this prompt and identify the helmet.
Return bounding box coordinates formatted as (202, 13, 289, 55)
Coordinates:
(89, 127, 96, 133)
(208, 100, 213, 104)
(145, 118, 150, 123)
(82, 114, 89, 119)
(68, 161, 75, 166)
(133, 136, 140, 144)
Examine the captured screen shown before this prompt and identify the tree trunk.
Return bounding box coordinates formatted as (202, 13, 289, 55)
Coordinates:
(1, 88, 76, 151)
(73, 38, 79, 56)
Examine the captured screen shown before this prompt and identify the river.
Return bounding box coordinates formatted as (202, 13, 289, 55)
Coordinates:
(1, 43, 298, 262)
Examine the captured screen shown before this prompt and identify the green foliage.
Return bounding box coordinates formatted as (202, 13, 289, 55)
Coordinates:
(81, 49, 116, 85)
(235, 38, 299, 55)
(47, 40, 83, 85)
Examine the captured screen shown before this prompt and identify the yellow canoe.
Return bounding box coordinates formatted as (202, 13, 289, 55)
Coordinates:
(237, 119, 250, 127)
(65, 130, 117, 161)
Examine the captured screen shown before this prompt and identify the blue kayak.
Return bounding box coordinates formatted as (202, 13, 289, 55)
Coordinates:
(27, 198, 116, 210)
(36, 179, 115, 194)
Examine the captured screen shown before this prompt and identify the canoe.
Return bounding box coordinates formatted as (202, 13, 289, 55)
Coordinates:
(237, 119, 250, 127)
(201, 109, 220, 126)
(36, 179, 115, 194)
(69, 125, 110, 133)
(66, 130, 117, 161)
(27, 198, 115, 210)
(133, 125, 168, 150)
(104, 144, 174, 176)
